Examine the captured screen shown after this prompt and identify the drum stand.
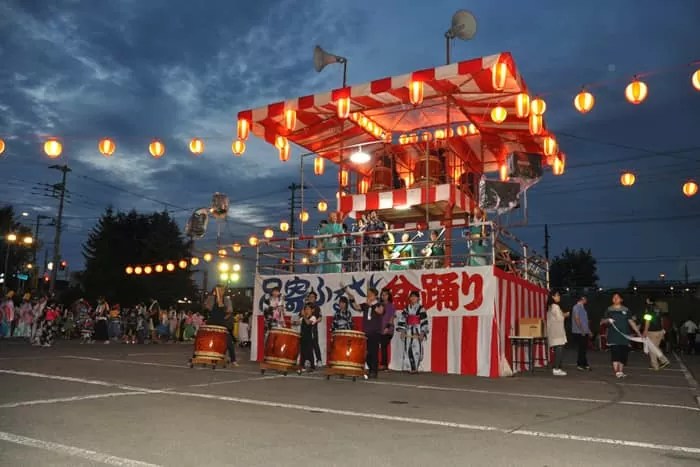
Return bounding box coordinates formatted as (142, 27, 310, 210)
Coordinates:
(324, 365, 366, 382)
(189, 354, 228, 370)
(259, 360, 297, 376)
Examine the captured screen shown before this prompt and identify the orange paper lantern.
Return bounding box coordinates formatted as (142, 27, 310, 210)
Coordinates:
(149, 140, 165, 158)
(490, 106, 507, 124)
(620, 172, 636, 187)
(574, 90, 595, 114)
(543, 135, 558, 157)
(144, 266, 153, 274)
(692, 70, 700, 91)
(155, 264, 164, 273)
(337, 96, 350, 119)
(134, 266, 143, 275)
(237, 119, 250, 140)
(189, 138, 204, 155)
(284, 109, 297, 131)
(299, 210, 309, 223)
(98, 138, 116, 157)
(682, 180, 698, 197)
(625, 78, 648, 104)
(263, 227, 274, 239)
(125, 266, 134, 275)
(317, 200, 328, 212)
(409, 80, 424, 105)
(231, 139, 245, 156)
(492, 62, 508, 91)
(552, 153, 566, 176)
(339, 169, 349, 187)
(279, 221, 289, 232)
(531, 97, 546, 116)
(232, 243, 242, 253)
(515, 93, 530, 118)
(529, 114, 543, 136)
(44, 139, 63, 158)
(358, 178, 369, 194)
(499, 163, 509, 181)
(248, 236, 259, 247)
(313, 157, 324, 176)
(0, 138, 5, 155)
(178, 260, 188, 269)
(468, 123, 479, 135)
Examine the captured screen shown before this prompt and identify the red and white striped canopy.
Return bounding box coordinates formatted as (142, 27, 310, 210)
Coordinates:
(237, 52, 555, 174)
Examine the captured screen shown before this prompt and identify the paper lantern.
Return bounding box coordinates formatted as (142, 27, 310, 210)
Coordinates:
(217, 248, 228, 257)
(620, 172, 636, 187)
(44, 139, 63, 158)
(339, 169, 349, 187)
(468, 123, 479, 135)
(492, 62, 508, 91)
(434, 128, 446, 140)
(317, 200, 328, 212)
(279, 221, 289, 232)
(692, 70, 700, 91)
(154, 264, 164, 273)
(189, 138, 204, 155)
(166, 263, 175, 272)
(149, 140, 165, 158)
(456, 125, 468, 137)
(543, 136, 558, 156)
(358, 178, 369, 194)
(249, 236, 259, 247)
(531, 97, 546, 116)
(409, 80, 424, 105)
(178, 260, 188, 269)
(237, 119, 250, 140)
(574, 90, 595, 114)
(529, 114, 543, 136)
(490, 106, 507, 124)
(350, 112, 360, 122)
(625, 78, 648, 104)
(275, 135, 290, 161)
(125, 266, 134, 275)
(144, 266, 153, 274)
(313, 157, 324, 175)
(98, 138, 116, 157)
(515, 93, 530, 118)
(499, 163, 508, 181)
(683, 180, 698, 197)
(263, 227, 274, 239)
(190, 257, 200, 266)
(278, 144, 290, 162)
(552, 153, 566, 176)
(337, 96, 350, 119)
(284, 109, 297, 131)
(232, 243, 242, 253)
(232, 139, 245, 156)
(0, 138, 5, 155)
(203, 253, 213, 262)
(299, 210, 309, 223)
(134, 266, 143, 275)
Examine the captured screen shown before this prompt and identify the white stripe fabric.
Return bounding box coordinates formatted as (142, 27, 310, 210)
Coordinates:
(407, 188, 422, 206)
(378, 191, 393, 209)
(447, 316, 462, 374)
(477, 316, 494, 377)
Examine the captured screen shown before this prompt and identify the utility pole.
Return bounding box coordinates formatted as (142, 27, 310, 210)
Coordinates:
(32, 214, 52, 290)
(49, 164, 70, 296)
(287, 183, 307, 272)
(543, 224, 550, 261)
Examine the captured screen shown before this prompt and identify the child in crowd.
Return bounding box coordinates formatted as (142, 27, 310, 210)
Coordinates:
(299, 304, 316, 372)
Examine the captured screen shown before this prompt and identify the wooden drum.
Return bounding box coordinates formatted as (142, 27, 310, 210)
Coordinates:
(412, 155, 442, 187)
(190, 325, 228, 368)
(370, 166, 392, 191)
(326, 330, 367, 380)
(261, 327, 300, 375)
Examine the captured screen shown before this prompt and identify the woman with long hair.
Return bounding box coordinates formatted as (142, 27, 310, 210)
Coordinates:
(379, 288, 395, 370)
(546, 291, 569, 376)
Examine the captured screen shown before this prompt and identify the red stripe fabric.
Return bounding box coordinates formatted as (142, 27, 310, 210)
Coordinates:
(256, 316, 265, 362)
(430, 316, 448, 373)
(461, 316, 479, 375)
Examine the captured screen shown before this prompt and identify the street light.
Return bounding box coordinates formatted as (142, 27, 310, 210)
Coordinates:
(3, 233, 35, 292)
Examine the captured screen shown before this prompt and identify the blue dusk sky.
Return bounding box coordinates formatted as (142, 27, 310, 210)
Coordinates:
(1, 0, 699, 287)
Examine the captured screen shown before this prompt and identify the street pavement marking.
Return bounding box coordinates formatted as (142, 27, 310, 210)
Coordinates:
(0, 369, 168, 393)
(187, 375, 284, 388)
(61, 355, 264, 377)
(0, 431, 162, 466)
(673, 352, 699, 390)
(0, 392, 148, 409)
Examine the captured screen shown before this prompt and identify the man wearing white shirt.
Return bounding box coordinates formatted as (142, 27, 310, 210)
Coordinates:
(682, 319, 698, 355)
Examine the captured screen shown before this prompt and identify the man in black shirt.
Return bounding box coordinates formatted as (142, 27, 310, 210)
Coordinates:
(205, 286, 237, 367)
(642, 297, 669, 370)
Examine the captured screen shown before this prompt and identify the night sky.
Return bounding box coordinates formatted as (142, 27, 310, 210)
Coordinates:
(1, 0, 699, 287)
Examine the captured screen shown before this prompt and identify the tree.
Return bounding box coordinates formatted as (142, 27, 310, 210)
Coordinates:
(82, 208, 196, 306)
(1, 205, 35, 292)
(549, 248, 599, 289)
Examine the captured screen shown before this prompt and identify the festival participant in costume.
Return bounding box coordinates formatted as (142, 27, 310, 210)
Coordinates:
(299, 303, 316, 372)
(31, 296, 47, 343)
(125, 308, 138, 344)
(391, 233, 415, 270)
(0, 291, 15, 338)
(80, 313, 94, 344)
(642, 297, 670, 370)
(94, 297, 110, 343)
(148, 299, 160, 341)
(107, 304, 122, 342)
(379, 289, 395, 370)
(346, 287, 384, 379)
(331, 297, 354, 331)
(182, 311, 196, 341)
(205, 285, 237, 367)
(602, 293, 642, 379)
(40, 302, 60, 347)
(319, 212, 345, 273)
(422, 230, 445, 269)
(14, 293, 33, 338)
(546, 291, 570, 376)
(396, 291, 429, 373)
(306, 291, 323, 366)
(467, 210, 490, 266)
(262, 287, 286, 333)
(366, 211, 385, 271)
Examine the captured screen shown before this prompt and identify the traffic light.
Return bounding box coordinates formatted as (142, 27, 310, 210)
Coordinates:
(59, 261, 67, 271)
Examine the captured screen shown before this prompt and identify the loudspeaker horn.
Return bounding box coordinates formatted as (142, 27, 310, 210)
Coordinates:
(446, 10, 477, 40)
(313, 45, 347, 72)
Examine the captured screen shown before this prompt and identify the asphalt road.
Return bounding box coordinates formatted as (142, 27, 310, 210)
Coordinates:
(1, 340, 698, 467)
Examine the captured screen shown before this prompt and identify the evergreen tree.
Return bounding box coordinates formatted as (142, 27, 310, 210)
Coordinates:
(549, 248, 599, 289)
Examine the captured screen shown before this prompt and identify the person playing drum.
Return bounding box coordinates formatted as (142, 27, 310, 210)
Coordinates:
(262, 287, 287, 333)
(345, 287, 384, 379)
(331, 297, 354, 332)
(205, 285, 238, 367)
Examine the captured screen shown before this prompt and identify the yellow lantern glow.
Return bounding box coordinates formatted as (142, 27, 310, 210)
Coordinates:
(134, 266, 143, 275)
(398, 134, 408, 145)
(232, 243, 242, 253)
(543, 135, 558, 157)
(434, 129, 446, 140)
(232, 139, 245, 156)
(44, 139, 63, 158)
(278, 144, 290, 162)
(337, 96, 350, 119)
(190, 257, 200, 266)
(125, 266, 134, 275)
(339, 169, 349, 187)
(499, 163, 509, 181)
(276, 136, 289, 162)
(552, 153, 566, 176)
(164, 263, 174, 272)
(409, 80, 424, 105)
(155, 264, 164, 273)
(620, 172, 636, 187)
(217, 249, 227, 257)
(0, 138, 5, 155)
(98, 138, 116, 157)
(574, 90, 595, 114)
(284, 109, 297, 131)
(149, 140, 165, 158)
(692, 70, 700, 91)
(313, 157, 324, 176)
(263, 227, 274, 239)
(317, 200, 328, 212)
(625, 78, 648, 104)
(220, 272, 229, 282)
(248, 236, 259, 247)
(237, 119, 250, 140)
(682, 180, 698, 197)
(468, 123, 479, 135)
(492, 62, 508, 91)
(279, 221, 289, 232)
(144, 266, 153, 274)
(515, 93, 530, 118)
(490, 106, 507, 124)
(189, 138, 204, 155)
(178, 260, 188, 269)
(456, 125, 468, 137)
(529, 114, 543, 136)
(350, 112, 360, 122)
(203, 253, 213, 262)
(358, 178, 369, 194)
(531, 97, 546, 116)
(299, 210, 309, 223)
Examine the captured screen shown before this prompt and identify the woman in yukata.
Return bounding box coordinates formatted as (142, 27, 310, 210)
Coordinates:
(396, 291, 429, 373)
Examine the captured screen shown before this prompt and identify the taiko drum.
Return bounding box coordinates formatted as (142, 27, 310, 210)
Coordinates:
(193, 325, 229, 361)
(328, 330, 367, 372)
(412, 155, 441, 187)
(370, 166, 393, 191)
(263, 328, 301, 369)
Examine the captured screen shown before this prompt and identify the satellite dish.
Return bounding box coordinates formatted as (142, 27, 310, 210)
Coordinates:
(446, 10, 477, 40)
(313, 45, 347, 72)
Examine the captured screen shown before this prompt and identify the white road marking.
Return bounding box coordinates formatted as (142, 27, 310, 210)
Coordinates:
(0, 392, 148, 409)
(0, 369, 167, 393)
(187, 375, 284, 388)
(126, 352, 178, 356)
(673, 352, 699, 390)
(61, 355, 263, 376)
(0, 431, 162, 466)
